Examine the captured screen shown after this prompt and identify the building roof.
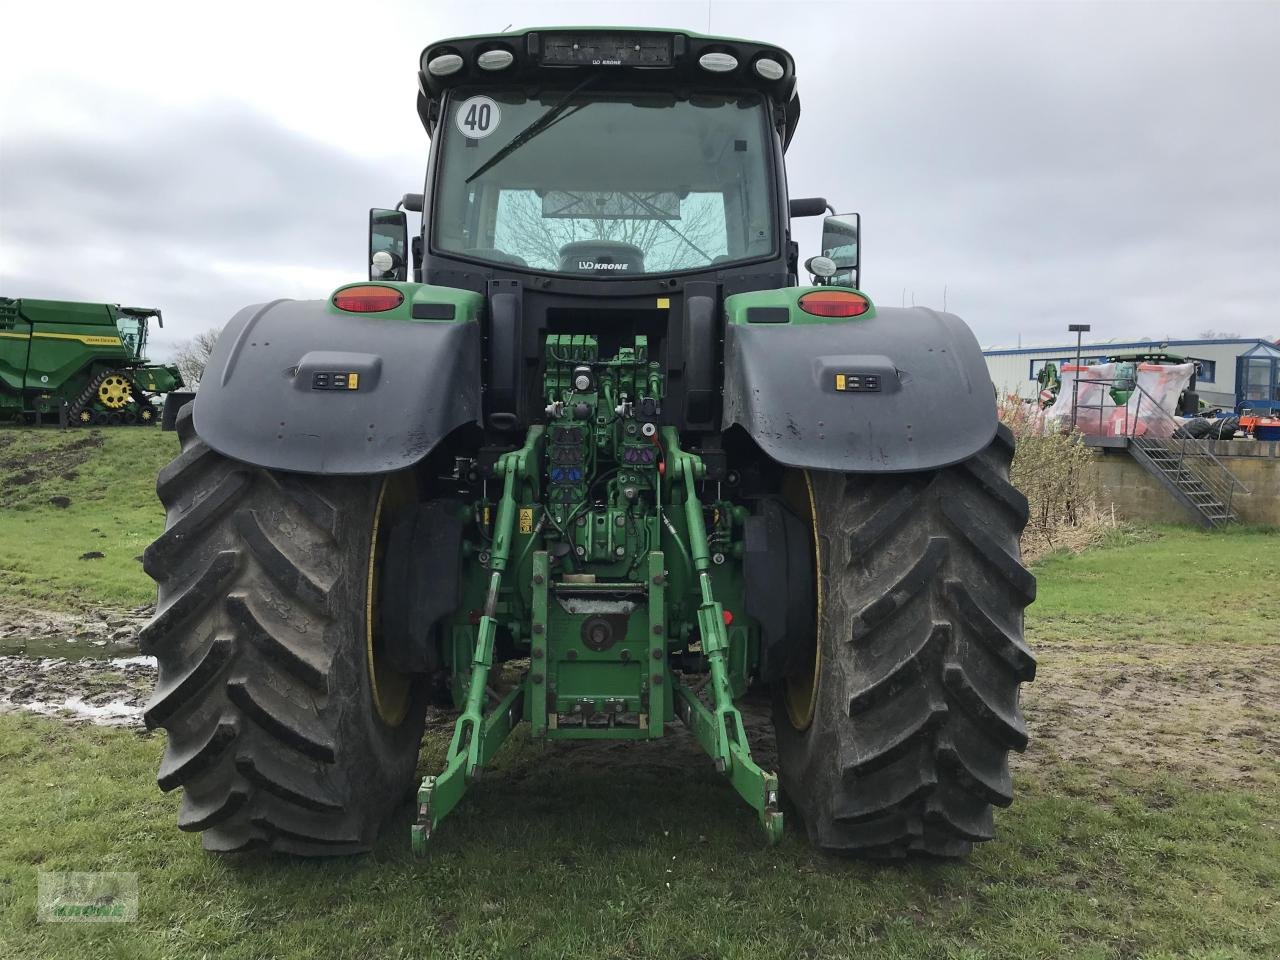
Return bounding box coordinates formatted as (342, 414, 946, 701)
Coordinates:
(981, 337, 1280, 356)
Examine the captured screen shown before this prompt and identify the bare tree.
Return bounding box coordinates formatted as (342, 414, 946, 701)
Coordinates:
(172, 328, 223, 387)
(1197, 328, 1242, 340)
(496, 192, 726, 272)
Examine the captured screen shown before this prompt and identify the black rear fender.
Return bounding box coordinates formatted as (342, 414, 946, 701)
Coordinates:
(722, 301, 997, 473)
(194, 296, 481, 474)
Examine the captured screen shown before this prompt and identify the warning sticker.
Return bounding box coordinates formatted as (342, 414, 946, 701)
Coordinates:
(519, 508, 534, 534)
(455, 95, 501, 139)
(834, 372, 881, 393)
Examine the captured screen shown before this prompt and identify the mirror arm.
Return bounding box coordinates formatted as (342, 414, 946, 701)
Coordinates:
(789, 197, 829, 218)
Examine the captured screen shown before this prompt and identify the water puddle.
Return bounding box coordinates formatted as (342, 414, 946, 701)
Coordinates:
(0, 605, 155, 727)
(0, 606, 149, 660)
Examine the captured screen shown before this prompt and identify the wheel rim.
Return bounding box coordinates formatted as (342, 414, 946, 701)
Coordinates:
(78, 410, 92, 423)
(366, 473, 416, 726)
(782, 470, 822, 731)
(98, 375, 131, 409)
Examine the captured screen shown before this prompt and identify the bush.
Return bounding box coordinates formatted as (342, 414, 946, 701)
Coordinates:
(999, 396, 1112, 564)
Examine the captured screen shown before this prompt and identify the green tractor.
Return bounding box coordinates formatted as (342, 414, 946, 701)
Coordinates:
(1035, 361, 1061, 408)
(1102, 351, 1201, 413)
(0, 297, 183, 425)
(141, 28, 1035, 859)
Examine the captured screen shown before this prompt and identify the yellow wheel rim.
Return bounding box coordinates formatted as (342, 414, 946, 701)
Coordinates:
(782, 470, 823, 732)
(366, 472, 416, 726)
(97, 375, 131, 409)
(78, 410, 92, 423)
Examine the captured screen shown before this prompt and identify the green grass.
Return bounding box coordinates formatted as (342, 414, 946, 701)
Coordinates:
(1, 526, 1278, 958)
(1029, 524, 1280, 647)
(1, 427, 1277, 957)
(1, 714, 1277, 960)
(0, 426, 176, 611)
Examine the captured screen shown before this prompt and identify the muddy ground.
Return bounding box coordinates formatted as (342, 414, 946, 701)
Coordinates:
(0, 430, 104, 508)
(0, 604, 153, 725)
(1025, 638, 1280, 787)
(1, 604, 1276, 790)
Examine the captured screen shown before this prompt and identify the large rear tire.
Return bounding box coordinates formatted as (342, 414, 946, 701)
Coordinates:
(774, 425, 1036, 858)
(140, 405, 426, 855)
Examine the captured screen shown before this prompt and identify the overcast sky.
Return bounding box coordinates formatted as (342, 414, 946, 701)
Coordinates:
(1, 0, 1277, 358)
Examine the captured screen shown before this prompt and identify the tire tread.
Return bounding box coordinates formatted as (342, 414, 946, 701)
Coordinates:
(776, 432, 1036, 858)
(142, 416, 424, 855)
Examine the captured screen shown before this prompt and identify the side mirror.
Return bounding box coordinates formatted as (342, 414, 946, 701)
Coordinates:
(369, 208, 408, 281)
(821, 212, 860, 287)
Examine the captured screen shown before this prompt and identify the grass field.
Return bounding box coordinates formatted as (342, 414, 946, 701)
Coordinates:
(1, 427, 1277, 958)
(0, 525, 1277, 957)
(0, 426, 176, 612)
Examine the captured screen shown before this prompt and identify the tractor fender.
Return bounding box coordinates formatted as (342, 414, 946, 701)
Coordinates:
(722, 305, 997, 473)
(194, 298, 480, 474)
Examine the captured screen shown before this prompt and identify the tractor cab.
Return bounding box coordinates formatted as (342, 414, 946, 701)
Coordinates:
(369, 28, 860, 433)
(409, 29, 803, 284)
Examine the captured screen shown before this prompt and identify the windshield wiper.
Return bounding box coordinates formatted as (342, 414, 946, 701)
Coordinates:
(465, 75, 598, 184)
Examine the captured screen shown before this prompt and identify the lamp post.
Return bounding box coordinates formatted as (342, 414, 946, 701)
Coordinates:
(1068, 323, 1091, 428)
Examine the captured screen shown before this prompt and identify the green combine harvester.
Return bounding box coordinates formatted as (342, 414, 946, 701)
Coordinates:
(142, 27, 1036, 859)
(0, 297, 183, 425)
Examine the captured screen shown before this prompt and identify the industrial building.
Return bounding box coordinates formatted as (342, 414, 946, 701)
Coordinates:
(982, 337, 1280, 411)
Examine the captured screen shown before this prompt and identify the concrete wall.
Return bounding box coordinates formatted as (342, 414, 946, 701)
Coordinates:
(1089, 440, 1280, 527)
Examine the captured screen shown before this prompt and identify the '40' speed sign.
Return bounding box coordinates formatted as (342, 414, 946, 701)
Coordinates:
(455, 96, 501, 139)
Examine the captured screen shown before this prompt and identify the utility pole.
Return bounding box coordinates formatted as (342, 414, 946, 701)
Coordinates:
(1068, 323, 1091, 429)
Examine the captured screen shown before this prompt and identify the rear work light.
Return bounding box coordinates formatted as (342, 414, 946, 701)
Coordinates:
(698, 51, 739, 73)
(427, 53, 464, 77)
(797, 290, 870, 318)
(477, 48, 514, 71)
(754, 57, 785, 81)
(333, 285, 404, 313)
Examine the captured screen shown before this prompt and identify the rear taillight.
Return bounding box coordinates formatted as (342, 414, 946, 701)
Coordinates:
(333, 285, 404, 313)
(797, 290, 870, 318)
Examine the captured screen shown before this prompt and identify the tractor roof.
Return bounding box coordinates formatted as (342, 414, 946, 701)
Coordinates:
(417, 27, 801, 149)
(115, 306, 163, 321)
